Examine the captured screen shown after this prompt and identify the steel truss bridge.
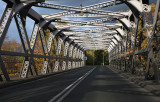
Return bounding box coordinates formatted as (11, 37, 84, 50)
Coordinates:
(0, 0, 160, 84)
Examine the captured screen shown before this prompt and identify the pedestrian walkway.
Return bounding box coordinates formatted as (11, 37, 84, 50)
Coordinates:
(109, 67, 160, 96)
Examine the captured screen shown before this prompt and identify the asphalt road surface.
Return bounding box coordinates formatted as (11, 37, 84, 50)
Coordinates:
(0, 66, 160, 102)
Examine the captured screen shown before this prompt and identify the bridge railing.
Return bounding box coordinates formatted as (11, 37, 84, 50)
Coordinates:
(109, 0, 160, 83)
(0, 0, 85, 82)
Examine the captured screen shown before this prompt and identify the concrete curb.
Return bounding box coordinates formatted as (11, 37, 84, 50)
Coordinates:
(108, 67, 160, 96)
(0, 67, 84, 89)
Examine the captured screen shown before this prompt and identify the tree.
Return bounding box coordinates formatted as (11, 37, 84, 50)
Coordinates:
(86, 50, 109, 65)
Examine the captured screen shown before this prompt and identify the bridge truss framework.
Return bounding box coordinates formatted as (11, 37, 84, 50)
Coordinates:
(0, 0, 160, 83)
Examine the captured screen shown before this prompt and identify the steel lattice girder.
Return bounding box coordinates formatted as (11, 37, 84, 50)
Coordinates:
(0, 0, 154, 51)
(0, 0, 159, 82)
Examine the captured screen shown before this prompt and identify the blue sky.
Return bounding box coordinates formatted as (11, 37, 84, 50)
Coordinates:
(0, 0, 157, 42)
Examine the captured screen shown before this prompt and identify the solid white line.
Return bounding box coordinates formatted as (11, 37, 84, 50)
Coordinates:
(56, 67, 95, 102)
(48, 67, 96, 102)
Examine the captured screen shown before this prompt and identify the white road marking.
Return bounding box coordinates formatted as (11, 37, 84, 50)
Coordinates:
(48, 67, 96, 102)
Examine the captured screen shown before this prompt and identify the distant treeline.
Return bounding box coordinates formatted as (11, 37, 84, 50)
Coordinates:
(85, 50, 109, 65)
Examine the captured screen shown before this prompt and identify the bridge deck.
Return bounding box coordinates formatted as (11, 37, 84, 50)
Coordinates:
(0, 66, 159, 102)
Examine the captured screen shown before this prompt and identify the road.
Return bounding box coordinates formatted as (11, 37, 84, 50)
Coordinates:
(0, 66, 160, 102)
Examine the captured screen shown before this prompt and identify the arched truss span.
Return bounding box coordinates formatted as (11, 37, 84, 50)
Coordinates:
(0, 0, 159, 82)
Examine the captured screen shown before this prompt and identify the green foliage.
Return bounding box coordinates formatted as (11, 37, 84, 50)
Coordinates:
(85, 50, 109, 65)
(85, 50, 94, 65)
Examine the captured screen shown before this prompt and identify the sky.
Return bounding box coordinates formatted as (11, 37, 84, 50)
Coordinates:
(0, 0, 157, 42)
